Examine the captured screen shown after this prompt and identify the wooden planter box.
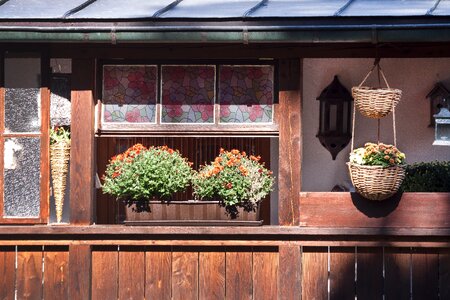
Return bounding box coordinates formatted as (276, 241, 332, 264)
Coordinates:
(120, 200, 262, 226)
(300, 192, 450, 228)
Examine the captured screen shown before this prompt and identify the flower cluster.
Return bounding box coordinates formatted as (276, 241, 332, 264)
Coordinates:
(102, 144, 193, 201)
(192, 148, 274, 213)
(349, 142, 406, 167)
(50, 126, 70, 146)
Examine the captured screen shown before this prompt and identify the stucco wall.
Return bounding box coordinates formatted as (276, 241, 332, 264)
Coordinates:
(302, 58, 450, 192)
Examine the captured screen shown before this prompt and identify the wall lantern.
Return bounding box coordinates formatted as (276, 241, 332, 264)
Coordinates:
(433, 98, 450, 146)
(316, 75, 353, 160)
(426, 83, 450, 127)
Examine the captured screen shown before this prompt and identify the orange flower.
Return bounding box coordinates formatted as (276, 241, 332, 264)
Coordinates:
(219, 148, 225, 154)
(227, 160, 233, 167)
(168, 148, 174, 154)
(241, 151, 246, 157)
(231, 149, 240, 155)
(239, 165, 249, 176)
(250, 155, 261, 162)
(112, 171, 120, 178)
(384, 155, 390, 160)
(389, 158, 395, 164)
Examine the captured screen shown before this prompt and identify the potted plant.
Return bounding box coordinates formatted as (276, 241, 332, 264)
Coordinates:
(348, 142, 406, 200)
(192, 148, 274, 220)
(102, 144, 193, 223)
(50, 126, 71, 223)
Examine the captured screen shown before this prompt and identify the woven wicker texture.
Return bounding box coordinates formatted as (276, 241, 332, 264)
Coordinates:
(352, 64, 402, 119)
(347, 163, 405, 201)
(50, 142, 70, 223)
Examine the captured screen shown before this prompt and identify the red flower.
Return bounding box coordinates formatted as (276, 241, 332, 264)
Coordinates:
(249, 105, 264, 122)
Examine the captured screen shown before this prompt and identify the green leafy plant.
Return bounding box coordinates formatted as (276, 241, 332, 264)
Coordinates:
(401, 161, 450, 192)
(349, 142, 405, 167)
(192, 148, 274, 216)
(102, 144, 193, 210)
(50, 126, 70, 145)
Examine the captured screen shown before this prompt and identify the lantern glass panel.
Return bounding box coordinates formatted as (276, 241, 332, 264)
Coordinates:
(434, 119, 450, 145)
(343, 102, 349, 133)
(329, 104, 337, 132)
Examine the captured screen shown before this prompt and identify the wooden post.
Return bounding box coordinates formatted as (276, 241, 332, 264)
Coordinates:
(278, 58, 301, 226)
(69, 244, 92, 299)
(70, 59, 95, 225)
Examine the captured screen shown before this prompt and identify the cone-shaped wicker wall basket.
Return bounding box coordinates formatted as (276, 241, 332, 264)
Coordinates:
(50, 141, 70, 223)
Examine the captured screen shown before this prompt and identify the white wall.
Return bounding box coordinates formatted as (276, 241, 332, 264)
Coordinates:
(302, 58, 450, 191)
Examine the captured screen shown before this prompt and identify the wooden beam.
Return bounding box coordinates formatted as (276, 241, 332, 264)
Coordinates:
(278, 58, 302, 225)
(70, 59, 96, 225)
(68, 244, 91, 300)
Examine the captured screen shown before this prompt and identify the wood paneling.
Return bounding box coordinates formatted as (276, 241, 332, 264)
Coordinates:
(300, 192, 450, 228)
(253, 247, 278, 300)
(412, 248, 439, 300)
(17, 246, 43, 300)
(356, 247, 383, 300)
(43, 247, 68, 300)
(199, 249, 225, 300)
(226, 247, 253, 300)
(92, 246, 118, 300)
(278, 245, 301, 300)
(330, 247, 355, 300)
(439, 249, 450, 300)
(278, 59, 301, 226)
(118, 246, 145, 300)
(301, 247, 328, 300)
(172, 248, 199, 300)
(146, 247, 172, 300)
(70, 58, 95, 225)
(384, 248, 411, 300)
(68, 244, 91, 300)
(0, 246, 15, 300)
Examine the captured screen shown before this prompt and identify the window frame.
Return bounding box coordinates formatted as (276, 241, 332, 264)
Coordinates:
(96, 60, 279, 137)
(0, 52, 49, 224)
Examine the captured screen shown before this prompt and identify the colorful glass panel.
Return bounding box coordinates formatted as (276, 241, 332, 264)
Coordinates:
(219, 65, 274, 123)
(161, 65, 215, 123)
(102, 65, 157, 123)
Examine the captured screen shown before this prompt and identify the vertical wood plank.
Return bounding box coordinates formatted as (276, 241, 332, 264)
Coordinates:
(118, 246, 145, 300)
(17, 246, 43, 300)
(199, 248, 225, 300)
(43, 246, 68, 300)
(278, 58, 301, 226)
(439, 249, 450, 300)
(412, 248, 439, 300)
(92, 246, 118, 300)
(385, 248, 411, 300)
(68, 244, 91, 300)
(0, 246, 15, 300)
(70, 58, 95, 225)
(39, 86, 50, 223)
(145, 247, 172, 300)
(278, 245, 301, 300)
(301, 247, 328, 300)
(330, 247, 355, 300)
(253, 247, 278, 300)
(172, 248, 199, 300)
(226, 247, 253, 300)
(356, 247, 383, 300)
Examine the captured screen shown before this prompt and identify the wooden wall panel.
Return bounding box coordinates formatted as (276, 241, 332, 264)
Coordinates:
(439, 249, 450, 300)
(330, 247, 355, 300)
(278, 245, 301, 300)
(253, 247, 278, 300)
(172, 248, 199, 300)
(412, 248, 439, 300)
(199, 249, 225, 300)
(17, 246, 42, 300)
(146, 247, 172, 300)
(301, 247, 328, 300)
(68, 244, 91, 300)
(0, 246, 15, 300)
(356, 247, 383, 300)
(43, 247, 68, 300)
(92, 246, 118, 300)
(384, 248, 411, 300)
(118, 246, 145, 300)
(226, 247, 253, 300)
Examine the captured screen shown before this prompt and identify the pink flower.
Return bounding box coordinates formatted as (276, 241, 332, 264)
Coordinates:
(125, 108, 141, 122)
(220, 105, 231, 118)
(166, 105, 184, 118)
(192, 104, 213, 121)
(104, 110, 112, 122)
(249, 105, 263, 122)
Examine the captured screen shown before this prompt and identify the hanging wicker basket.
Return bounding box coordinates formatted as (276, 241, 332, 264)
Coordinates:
(352, 64, 402, 119)
(50, 141, 70, 223)
(347, 162, 405, 201)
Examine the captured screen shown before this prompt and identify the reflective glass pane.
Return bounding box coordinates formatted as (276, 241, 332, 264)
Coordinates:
(219, 65, 274, 123)
(102, 65, 157, 123)
(4, 88, 41, 133)
(50, 75, 71, 126)
(161, 65, 215, 123)
(4, 138, 41, 217)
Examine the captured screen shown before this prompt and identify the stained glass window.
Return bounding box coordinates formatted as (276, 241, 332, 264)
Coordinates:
(219, 65, 274, 123)
(102, 65, 157, 123)
(161, 65, 215, 123)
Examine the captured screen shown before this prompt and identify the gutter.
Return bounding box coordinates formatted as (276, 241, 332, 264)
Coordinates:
(1, 22, 450, 43)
